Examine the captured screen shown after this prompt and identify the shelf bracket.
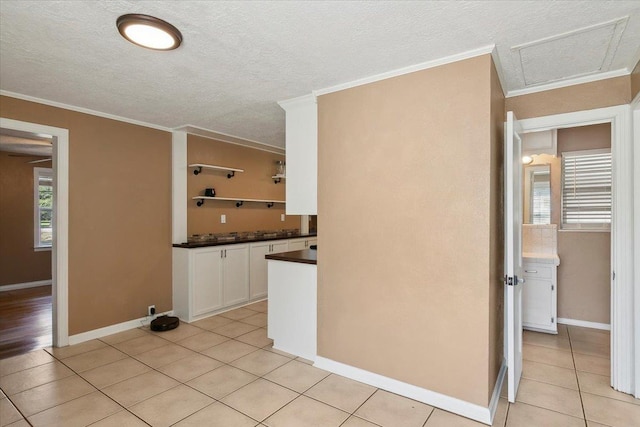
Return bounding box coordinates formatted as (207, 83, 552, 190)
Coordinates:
(273, 177, 281, 184)
(236, 201, 244, 207)
(193, 166, 203, 175)
(227, 171, 235, 179)
(196, 199, 205, 207)
(267, 202, 274, 208)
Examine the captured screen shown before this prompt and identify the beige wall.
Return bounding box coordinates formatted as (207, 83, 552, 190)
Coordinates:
(506, 76, 631, 120)
(318, 54, 501, 406)
(527, 124, 611, 324)
(187, 135, 300, 236)
(0, 152, 52, 286)
(0, 95, 172, 335)
(488, 60, 505, 399)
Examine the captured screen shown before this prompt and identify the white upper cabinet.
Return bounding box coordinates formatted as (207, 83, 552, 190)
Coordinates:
(278, 94, 317, 215)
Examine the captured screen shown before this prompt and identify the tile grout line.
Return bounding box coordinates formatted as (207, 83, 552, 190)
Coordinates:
(568, 326, 590, 426)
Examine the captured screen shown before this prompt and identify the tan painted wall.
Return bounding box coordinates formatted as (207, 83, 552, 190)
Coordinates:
(488, 60, 505, 398)
(0, 152, 52, 286)
(527, 124, 611, 324)
(318, 55, 499, 406)
(187, 135, 300, 235)
(631, 60, 640, 101)
(0, 95, 172, 335)
(506, 76, 631, 120)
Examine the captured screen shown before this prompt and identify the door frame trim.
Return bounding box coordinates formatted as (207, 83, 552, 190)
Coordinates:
(0, 117, 69, 347)
(518, 104, 633, 395)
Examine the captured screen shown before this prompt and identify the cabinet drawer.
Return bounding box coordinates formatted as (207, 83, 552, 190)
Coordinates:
(522, 264, 552, 279)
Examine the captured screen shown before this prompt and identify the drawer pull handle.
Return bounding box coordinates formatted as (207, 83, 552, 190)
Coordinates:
(525, 270, 537, 273)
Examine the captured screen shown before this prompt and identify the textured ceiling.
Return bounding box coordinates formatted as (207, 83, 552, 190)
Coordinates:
(1, 1, 639, 149)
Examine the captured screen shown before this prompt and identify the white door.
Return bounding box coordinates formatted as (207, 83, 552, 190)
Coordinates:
(223, 245, 250, 306)
(192, 249, 224, 316)
(505, 111, 524, 402)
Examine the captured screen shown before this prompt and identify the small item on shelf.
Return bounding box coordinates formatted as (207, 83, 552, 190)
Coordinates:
(204, 188, 216, 197)
(275, 160, 285, 177)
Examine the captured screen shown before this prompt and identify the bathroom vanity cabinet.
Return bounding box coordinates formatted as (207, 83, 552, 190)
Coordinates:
(522, 258, 559, 334)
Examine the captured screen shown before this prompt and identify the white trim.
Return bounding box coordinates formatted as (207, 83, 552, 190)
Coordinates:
(518, 105, 634, 395)
(172, 131, 188, 244)
(557, 318, 611, 331)
(490, 47, 509, 97)
(505, 68, 630, 98)
(314, 356, 496, 425)
(0, 118, 69, 347)
(0, 90, 170, 132)
(68, 311, 173, 345)
(632, 97, 640, 398)
(312, 45, 496, 97)
(173, 125, 284, 155)
(489, 360, 507, 425)
(34, 246, 52, 252)
(0, 280, 52, 292)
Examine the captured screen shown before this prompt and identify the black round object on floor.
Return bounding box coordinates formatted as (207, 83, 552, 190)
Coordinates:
(150, 315, 179, 332)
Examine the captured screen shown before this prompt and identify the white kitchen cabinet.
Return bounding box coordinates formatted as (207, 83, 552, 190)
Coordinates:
(288, 237, 317, 251)
(249, 240, 288, 300)
(278, 94, 317, 215)
(522, 261, 558, 334)
(192, 248, 224, 316)
(172, 244, 249, 322)
(222, 245, 250, 306)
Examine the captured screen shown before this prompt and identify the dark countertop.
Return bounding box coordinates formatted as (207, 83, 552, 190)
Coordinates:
(173, 232, 317, 249)
(265, 249, 317, 265)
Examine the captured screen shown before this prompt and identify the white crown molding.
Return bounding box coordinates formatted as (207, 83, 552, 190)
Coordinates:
(173, 124, 285, 155)
(505, 68, 630, 98)
(0, 90, 283, 153)
(0, 90, 171, 132)
(490, 47, 509, 97)
(313, 45, 497, 97)
(278, 93, 317, 109)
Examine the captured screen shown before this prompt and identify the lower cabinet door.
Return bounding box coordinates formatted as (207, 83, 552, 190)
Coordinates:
(223, 245, 249, 306)
(192, 249, 224, 316)
(249, 243, 270, 300)
(523, 277, 553, 330)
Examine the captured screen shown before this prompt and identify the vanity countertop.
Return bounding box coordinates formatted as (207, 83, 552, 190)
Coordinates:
(523, 252, 560, 266)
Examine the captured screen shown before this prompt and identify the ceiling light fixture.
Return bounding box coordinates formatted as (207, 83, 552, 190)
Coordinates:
(117, 14, 182, 51)
(522, 155, 534, 165)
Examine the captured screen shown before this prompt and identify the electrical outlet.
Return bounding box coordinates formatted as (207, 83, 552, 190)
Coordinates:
(148, 305, 156, 316)
(281, 213, 285, 222)
(221, 214, 226, 224)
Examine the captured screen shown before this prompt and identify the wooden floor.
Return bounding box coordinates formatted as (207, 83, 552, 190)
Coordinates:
(0, 285, 52, 359)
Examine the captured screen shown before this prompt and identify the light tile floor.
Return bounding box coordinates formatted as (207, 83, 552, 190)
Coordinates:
(1, 303, 638, 426)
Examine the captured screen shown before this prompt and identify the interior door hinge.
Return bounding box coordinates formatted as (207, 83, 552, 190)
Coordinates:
(504, 275, 514, 286)
(551, 285, 554, 291)
(552, 317, 555, 323)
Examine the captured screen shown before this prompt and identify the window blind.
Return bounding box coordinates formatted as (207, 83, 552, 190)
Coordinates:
(561, 149, 611, 229)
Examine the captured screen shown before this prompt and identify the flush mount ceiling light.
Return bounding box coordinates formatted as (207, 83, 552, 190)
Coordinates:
(117, 14, 182, 50)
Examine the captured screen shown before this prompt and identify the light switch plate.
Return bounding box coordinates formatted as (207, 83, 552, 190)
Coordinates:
(221, 214, 226, 224)
(281, 214, 285, 221)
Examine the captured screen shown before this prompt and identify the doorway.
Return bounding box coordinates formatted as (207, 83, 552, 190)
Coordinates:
(0, 117, 69, 349)
(0, 128, 54, 357)
(517, 104, 635, 396)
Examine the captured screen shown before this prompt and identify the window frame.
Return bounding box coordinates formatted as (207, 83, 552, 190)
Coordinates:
(34, 167, 53, 250)
(560, 148, 611, 231)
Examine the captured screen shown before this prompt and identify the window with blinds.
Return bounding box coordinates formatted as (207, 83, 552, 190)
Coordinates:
(561, 149, 611, 230)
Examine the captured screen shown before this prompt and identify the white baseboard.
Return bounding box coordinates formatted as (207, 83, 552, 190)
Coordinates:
(68, 311, 173, 346)
(557, 318, 611, 331)
(0, 280, 52, 291)
(314, 356, 494, 425)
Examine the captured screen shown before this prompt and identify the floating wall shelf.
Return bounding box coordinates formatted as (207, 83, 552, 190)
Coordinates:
(193, 196, 285, 208)
(189, 163, 244, 178)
